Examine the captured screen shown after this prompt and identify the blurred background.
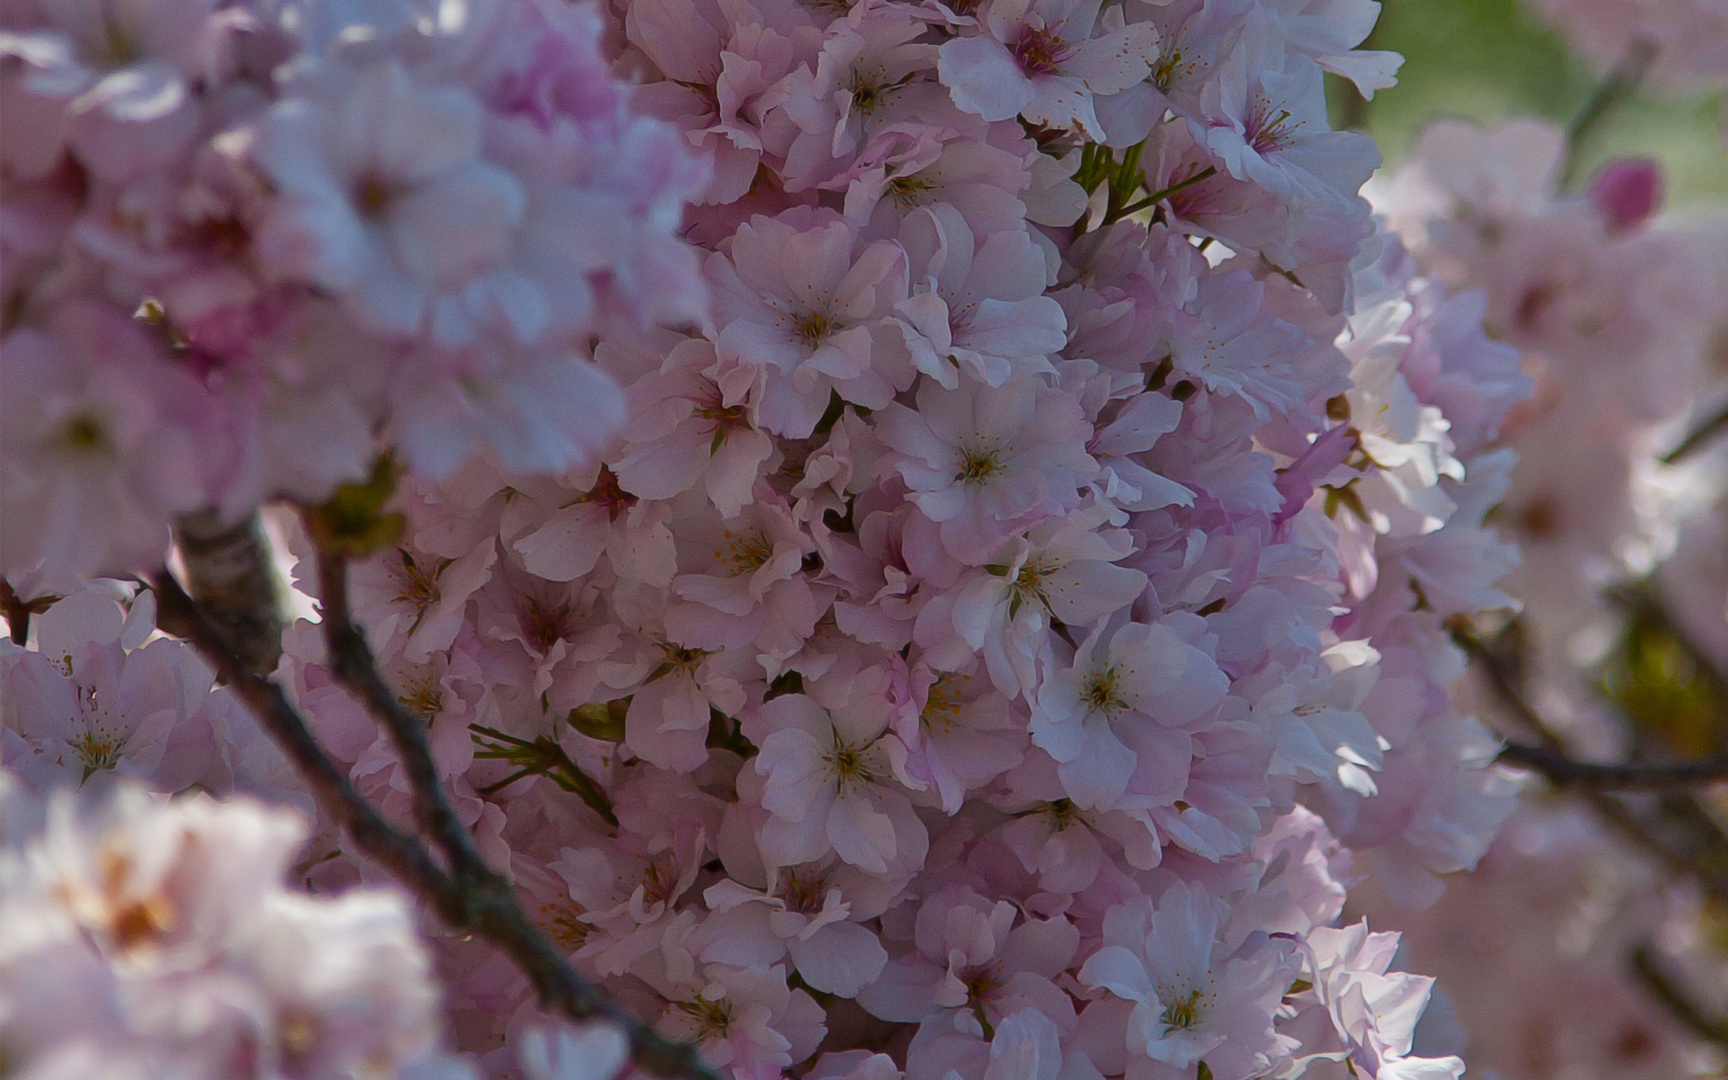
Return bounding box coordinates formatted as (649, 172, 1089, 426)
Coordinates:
(1329, 0, 1726, 202)
(1328, 4, 1728, 1078)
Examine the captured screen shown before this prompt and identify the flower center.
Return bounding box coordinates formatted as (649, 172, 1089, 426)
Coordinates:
(60, 413, 110, 454)
(397, 676, 444, 721)
(641, 852, 680, 907)
(70, 727, 125, 777)
(693, 380, 752, 446)
(1041, 797, 1083, 831)
(1082, 665, 1130, 715)
(1008, 559, 1051, 616)
(538, 900, 592, 952)
(885, 172, 935, 208)
(921, 673, 968, 733)
(674, 996, 735, 1037)
(1161, 986, 1206, 1030)
(1151, 46, 1188, 93)
(793, 308, 835, 348)
(715, 529, 774, 575)
(824, 738, 874, 790)
(1249, 97, 1298, 154)
(577, 464, 637, 521)
(91, 16, 142, 69)
(846, 67, 901, 115)
(650, 641, 709, 681)
(957, 440, 1005, 484)
(1010, 25, 1071, 77)
(777, 868, 829, 914)
(673, 74, 722, 123)
(391, 551, 441, 614)
(962, 962, 1004, 1007)
(353, 173, 398, 221)
(520, 596, 576, 653)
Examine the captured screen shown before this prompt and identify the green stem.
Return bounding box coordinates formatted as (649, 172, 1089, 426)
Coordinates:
(1558, 36, 1658, 190)
(1109, 165, 1218, 223)
(471, 723, 619, 826)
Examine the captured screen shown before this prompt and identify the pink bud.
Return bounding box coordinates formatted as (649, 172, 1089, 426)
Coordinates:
(1590, 158, 1663, 232)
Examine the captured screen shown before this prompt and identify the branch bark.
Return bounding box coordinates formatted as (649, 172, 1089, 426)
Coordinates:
(151, 563, 720, 1080)
(149, 569, 463, 910)
(1495, 741, 1728, 790)
(173, 509, 286, 674)
(1455, 623, 1728, 902)
(1453, 626, 1728, 790)
(1630, 942, 1728, 1050)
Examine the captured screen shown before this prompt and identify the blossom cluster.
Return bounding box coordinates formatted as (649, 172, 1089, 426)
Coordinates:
(1376, 121, 1728, 752)
(0, 770, 462, 1079)
(1, 0, 705, 579)
(1, 0, 1545, 1078)
(1367, 119, 1728, 1078)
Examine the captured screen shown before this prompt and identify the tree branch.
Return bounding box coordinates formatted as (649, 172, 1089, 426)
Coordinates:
(1558, 36, 1658, 190)
(152, 564, 721, 1080)
(1453, 625, 1728, 790)
(313, 547, 495, 887)
(1450, 626, 1563, 750)
(148, 569, 463, 909)
(1661, 399, 1728, 465)
(1495, 741, 1728, 790)
(173, 509, 286, 674)
(1455, 622, 1728, 902)
(1629, 942, 1728, 1050)
(0, 579, 58, 646)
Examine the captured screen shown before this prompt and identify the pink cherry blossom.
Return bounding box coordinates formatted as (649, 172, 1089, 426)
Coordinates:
(937, 0, 1160, 138)
(876, 376, 1097, 560)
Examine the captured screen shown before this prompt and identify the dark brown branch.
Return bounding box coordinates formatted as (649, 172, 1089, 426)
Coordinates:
(1450, 626, 1563, 750)
(153, 565, 720, 1080)
(1630, 942, 1728, 1050)
(1, 579, 58, 646)
(149, 569, 463, 907)
(173, 509, 286, 673)
(1455, 623, 1728, 902)
(307, 545, 718, 1080)
(1454, 625, 1728, 790)
(314, 548, 492, 886)
(1495, 741, 1728, 790)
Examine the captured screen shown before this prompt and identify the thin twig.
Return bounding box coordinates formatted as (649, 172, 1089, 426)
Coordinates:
(314, 547, 494, 887)
(1629, 942, 1728, 1049)
(148, 569, 463, 908)
(153, 565, 721, 1080)
(1661, 400, 1728, 465)
(1450, 626, 1564, 750)
(1455, 623, 1728, 900)
(1558, 37, 1659, 190)
(1113, 165, 1218, 221)
(1456, 625, 1728, 789)
(1495, 742, 1728, 790)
